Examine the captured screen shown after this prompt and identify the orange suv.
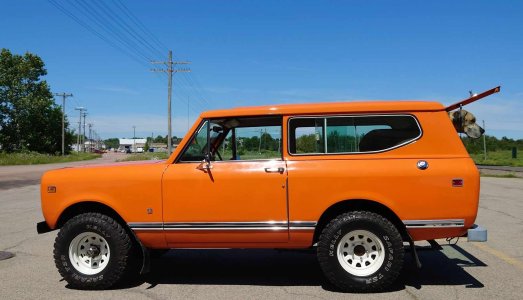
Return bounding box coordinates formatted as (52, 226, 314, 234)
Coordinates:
(37, 91, 495, 291)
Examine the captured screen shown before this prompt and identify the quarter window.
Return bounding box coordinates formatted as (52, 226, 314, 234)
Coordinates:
(289, 115, 421, 154)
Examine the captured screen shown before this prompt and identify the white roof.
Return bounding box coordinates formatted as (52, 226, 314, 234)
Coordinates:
(119, 138, 147, 145)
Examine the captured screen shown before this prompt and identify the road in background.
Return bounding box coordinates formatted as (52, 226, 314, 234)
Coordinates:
(477, 165, 523, 178)
(0, 152, 126, 190)
(0, 160, 522, 299)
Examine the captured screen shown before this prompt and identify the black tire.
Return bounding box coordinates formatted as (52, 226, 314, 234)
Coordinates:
(317, 211, 404, 292)
(53, 212, 134, 289)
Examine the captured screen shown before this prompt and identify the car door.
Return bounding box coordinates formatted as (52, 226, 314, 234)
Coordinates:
(162, 116, 289, 246)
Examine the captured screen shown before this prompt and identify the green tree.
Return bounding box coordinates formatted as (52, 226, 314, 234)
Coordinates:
(104, 138, 119, 149)
(0, 48, 72, 153)
(153, 135, 167, 144)
(296, 134, 319, 153)
(461, 135, 523, 154)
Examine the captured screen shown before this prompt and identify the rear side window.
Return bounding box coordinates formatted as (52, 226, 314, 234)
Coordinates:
(288, 115, 421, 154)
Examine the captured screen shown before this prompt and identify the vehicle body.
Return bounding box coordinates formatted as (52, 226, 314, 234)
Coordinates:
(38, 94, 494, 291)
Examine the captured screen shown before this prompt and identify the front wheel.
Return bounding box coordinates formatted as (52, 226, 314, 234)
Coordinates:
(53, 212, 134, 289)
(317, 211, 404, 292)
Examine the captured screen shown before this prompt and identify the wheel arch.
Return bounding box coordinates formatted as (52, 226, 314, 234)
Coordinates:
(56, 201, 126, 229)
(313, 199, 408, 243)
(55, 201, 150, 274)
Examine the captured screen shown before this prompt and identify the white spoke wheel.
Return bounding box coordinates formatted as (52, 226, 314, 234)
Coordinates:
(337, 230, 385, 277)
(54, 212, 135, 289)
(69, 232, 111, 275)
(317, 211, 404, 292)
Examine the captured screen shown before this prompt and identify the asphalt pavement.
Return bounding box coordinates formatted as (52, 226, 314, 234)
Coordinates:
(1, 157, 522, 299)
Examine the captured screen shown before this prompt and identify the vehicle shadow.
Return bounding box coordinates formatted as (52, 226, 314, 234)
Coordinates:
(113, 243, 486, 293)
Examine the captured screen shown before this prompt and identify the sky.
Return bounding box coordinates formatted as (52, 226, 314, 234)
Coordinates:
(1, 0, 522, 139)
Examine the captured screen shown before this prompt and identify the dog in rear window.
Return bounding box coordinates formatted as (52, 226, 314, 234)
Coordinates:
(448, 109, 485, 138)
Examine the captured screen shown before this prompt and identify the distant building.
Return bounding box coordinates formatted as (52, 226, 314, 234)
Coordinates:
(118, 138, 146, 153)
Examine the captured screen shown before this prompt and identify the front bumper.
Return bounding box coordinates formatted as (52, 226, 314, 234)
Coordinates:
(467, 224, 487, 242)
(36, 221, 53, 234)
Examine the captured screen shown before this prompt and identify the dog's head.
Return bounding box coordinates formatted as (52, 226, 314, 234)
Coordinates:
(448, 109, 485, 138)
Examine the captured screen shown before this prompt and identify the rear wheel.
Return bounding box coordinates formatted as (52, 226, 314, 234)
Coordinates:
(54, 212, 134, 289)
(317, 211, 404, 292)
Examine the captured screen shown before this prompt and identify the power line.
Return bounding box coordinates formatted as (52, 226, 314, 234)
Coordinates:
(113, 0, 170, 52)
(47, 0, 149, 68)
(70, 0, 151, 62)
(48, 0, 214, 135)
(50, 0, 211, 107)
(95, 0, 165, 58)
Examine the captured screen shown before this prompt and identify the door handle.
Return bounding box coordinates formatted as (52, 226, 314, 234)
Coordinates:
(264, 167, 285, 173)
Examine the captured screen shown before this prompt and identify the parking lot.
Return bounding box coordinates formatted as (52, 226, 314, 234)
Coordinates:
(1, 157, 522, 299)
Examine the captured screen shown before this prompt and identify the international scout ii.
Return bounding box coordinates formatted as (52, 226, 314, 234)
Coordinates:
(37, 87, 498, 291)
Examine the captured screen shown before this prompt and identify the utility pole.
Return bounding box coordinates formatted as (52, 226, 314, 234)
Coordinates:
(82, 111, 87, 152)
(187, 96, 190, 133)
(54, 92, 73, 156)
(258, 129, 262, 154)
(483, 120, 487, 160)
(151, 50, 191, 153)
(88, 123, 93, 152)
(133, 125, 136, 153)
(75, 107, 85, 152)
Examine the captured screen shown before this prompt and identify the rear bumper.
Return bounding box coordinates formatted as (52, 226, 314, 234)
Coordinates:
(36, 221, 53, 234)
(466, 224, 487, 242)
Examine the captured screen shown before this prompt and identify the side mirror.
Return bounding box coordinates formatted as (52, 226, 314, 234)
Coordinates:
(197, 154, 212, 171)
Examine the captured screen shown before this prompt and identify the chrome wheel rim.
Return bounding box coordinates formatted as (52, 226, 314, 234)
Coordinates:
(68, 232, 110, 275)
(337, 229, 385, 276)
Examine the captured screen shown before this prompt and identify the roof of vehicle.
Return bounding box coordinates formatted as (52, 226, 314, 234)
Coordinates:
(200, 100, 445, 118)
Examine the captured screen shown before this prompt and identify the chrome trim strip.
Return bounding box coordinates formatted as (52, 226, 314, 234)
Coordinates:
(403, 219, 465, 228)
(163, 221, 288, 228)
(128, 221, 317, 231)
(164, 226, 288, 231)
(130, 228, 164, 231)
(163, 221, 288, 231)
(289, 221, 317, 228)
(128, 222, 164, 231)
(289, 227, 315, 231)
(128, 222, 163, 228)
(289, 221, 316, 231)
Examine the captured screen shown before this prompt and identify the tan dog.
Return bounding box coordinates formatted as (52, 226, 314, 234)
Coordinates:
(448, 109, 485, 138)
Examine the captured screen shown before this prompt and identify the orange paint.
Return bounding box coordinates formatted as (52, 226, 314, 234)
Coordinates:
(40, 100, 480, 248)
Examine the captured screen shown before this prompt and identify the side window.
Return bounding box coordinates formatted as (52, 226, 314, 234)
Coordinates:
(326, 117, 390, 153)
(179, 121, 224, 162)
(229, 125, 282, 160)
(288, 118, 324, 154)
(179, 117, 282, 162)
(289, 115, 421, 154)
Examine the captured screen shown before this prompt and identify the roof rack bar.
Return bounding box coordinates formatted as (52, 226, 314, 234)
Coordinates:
(445, 86, 501, 112)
